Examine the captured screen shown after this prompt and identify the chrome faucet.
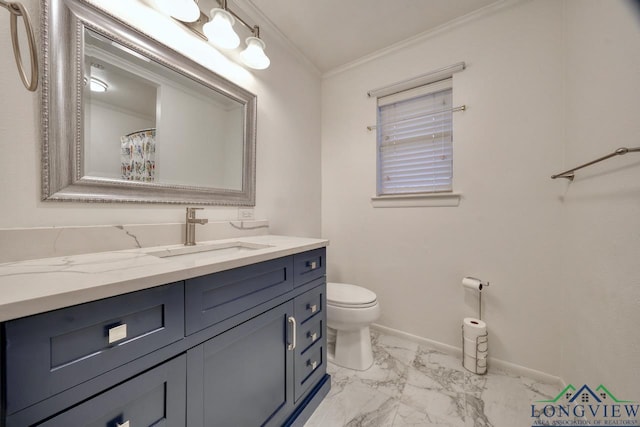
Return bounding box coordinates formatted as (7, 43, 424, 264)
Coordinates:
(185, 207, 208, 246)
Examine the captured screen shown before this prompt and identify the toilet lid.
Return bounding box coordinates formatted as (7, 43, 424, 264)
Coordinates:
(327, 282, 377, 307)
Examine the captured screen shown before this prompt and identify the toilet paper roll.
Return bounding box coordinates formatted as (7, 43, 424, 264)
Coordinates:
(463, 337, 488, 356)
(463, 318, 487, 339)
(462, 277, 484, 291)
(462, 354, 481, 373)
(463, 354, 488, 373)
(463, 353, 475, 372)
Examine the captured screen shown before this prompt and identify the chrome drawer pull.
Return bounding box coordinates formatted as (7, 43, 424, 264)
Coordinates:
(308, 332, 318, 342)
(287, 316, 297, 351)
(307, 304, 318, 314)
(117, 421, 130, 427)
(108, 324, 127, 344)
(308, 360, 318, 370)
(306, 261, 317, 270)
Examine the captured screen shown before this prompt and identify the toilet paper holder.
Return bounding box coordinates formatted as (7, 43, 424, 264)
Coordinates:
(461, 326, 488, 375)
(461, 277, 490, 375)
(462, 276, 489, 320)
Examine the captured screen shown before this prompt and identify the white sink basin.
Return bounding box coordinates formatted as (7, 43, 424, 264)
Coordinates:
(146, 241, 272, 260)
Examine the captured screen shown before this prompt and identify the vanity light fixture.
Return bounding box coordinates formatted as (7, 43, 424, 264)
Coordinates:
(155, 0, 270, 70)
(89, 77, 108, 92)
(240, 29, 270, 70)
(203, 7, 240, 49)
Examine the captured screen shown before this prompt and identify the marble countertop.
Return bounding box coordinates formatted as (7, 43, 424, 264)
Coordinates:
(0, 235, 328, 322)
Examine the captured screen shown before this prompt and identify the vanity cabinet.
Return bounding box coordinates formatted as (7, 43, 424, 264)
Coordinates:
(0, 247, 329, 427)
(187, 284, 327, 427)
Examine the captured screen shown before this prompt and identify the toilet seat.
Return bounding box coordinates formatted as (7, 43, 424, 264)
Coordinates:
(328, 282, 378, 309)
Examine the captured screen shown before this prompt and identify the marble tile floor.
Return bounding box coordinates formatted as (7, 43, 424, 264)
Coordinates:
(305, 330, 560, 427)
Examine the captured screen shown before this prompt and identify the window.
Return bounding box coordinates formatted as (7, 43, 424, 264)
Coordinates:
(376, 78, 454, 196)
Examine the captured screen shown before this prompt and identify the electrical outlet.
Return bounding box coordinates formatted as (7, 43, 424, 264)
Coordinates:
(238, 208, 254, 220)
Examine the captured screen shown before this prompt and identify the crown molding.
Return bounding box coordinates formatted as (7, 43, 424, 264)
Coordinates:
(323, 0, 526, 79)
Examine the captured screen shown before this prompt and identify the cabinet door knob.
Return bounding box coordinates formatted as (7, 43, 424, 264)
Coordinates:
(287, 316, 297, 351)
(307, 304, 318, 314)
(308, 332, 318, 342)
(306, 261, 317, 270)
(307, 360, 318, 370)
(107, 323, 128, 344)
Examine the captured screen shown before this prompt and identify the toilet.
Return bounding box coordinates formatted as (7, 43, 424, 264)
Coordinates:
(326, 282, 380, 371)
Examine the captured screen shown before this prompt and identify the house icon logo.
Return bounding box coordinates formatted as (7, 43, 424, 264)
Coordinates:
(537, 384, 634, 404)
(530, 384, 638, 426)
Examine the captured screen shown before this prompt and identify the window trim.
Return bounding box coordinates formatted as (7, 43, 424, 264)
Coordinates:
(370, 192, 461, 208)
(369, 63, 465, 208)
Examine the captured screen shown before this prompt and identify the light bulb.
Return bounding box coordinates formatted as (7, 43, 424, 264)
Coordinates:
(90, 78, 108, 93)
(203, 8, 240, 50)
(240, 37, 270, 70)
(155, 0, 200, 22)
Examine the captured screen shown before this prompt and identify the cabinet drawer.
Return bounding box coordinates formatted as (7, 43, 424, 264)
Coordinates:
(4, 283, 184, 414)
(294, 282, 323, 324)
(293, 248, 326, 287)
(298, 315, 323, 354)
(294, 342, 325, 402)
(35, 355, 186, 427)
(185, 256, 294, 335)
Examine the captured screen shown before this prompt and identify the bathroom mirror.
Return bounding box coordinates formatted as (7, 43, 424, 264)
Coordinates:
(41, 0, 256, 205)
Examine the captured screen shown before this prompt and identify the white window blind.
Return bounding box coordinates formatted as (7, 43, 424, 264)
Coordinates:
(376, 78, 453, 195)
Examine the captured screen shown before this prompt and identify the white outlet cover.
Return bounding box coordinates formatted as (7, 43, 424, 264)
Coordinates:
(238, 208, 254, 220)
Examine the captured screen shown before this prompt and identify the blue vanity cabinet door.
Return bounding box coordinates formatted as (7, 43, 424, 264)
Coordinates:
(293, 283, 327, 403)
(34, 354, 187, 427)
(187, 301, 294, 427)
(293, 248, 326, 287)
(185, 256, 294, 335)
(3, 282, 184, 414)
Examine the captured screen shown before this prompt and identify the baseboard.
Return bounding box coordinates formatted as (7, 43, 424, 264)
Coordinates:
(371, 323, 565, 387)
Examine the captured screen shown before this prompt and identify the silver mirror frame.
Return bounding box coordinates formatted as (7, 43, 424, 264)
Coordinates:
(41, 0, 257, 205)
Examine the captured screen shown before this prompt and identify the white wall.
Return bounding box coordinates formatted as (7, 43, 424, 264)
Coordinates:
(0, 0, 322, 237)
(222, 106, 243, 190)
(87, 101, 154, 178)
(322, 0, 566, 375)
(158, 83, 229, 187)
(560, 0, 640, 398)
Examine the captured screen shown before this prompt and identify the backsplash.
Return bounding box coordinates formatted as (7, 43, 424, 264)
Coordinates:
(0, 220, 269, 263)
